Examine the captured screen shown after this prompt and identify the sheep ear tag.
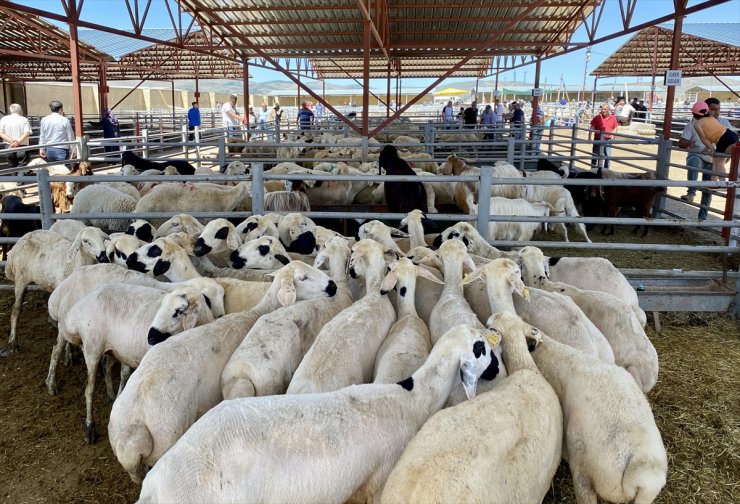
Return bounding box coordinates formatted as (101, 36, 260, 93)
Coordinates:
(485, 332, 501, 348)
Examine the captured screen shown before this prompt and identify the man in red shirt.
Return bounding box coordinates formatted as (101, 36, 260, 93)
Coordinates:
(589, 103, 618, 169)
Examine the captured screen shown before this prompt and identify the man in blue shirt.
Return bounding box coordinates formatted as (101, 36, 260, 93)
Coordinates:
(187, 101, 200, 141)
(297, 102, 314, 130)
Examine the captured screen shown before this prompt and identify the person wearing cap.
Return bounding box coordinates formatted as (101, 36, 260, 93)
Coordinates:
(589, 103, 618, 169)
(692, 100, 739, 182)
(297, 102, 314, 130)
(268, 104, 283, 126)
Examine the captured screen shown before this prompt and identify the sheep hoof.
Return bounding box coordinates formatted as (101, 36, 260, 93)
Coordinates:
(0, 344, 18, 358)
(83, 421, 99, 445)
(46, 379, 58, 396)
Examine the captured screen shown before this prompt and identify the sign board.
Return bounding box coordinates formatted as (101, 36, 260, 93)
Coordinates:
(664, 70, 682, 87)
(532, 88, 542, 97)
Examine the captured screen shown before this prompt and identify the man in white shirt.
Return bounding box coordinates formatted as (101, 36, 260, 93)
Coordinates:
(0, 103, 32, 170)
(222, 95, 245, 135)
(442, 100, 454, 124)
(615, 96, 635, 126)
(39, 100, 76, 162)
(678, 97, 733, 219)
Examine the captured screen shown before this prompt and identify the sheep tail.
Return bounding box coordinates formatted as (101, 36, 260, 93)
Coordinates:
(115, 423, 153, 484)
(5, 252, 15, 281)
(622, 458, 666, 504)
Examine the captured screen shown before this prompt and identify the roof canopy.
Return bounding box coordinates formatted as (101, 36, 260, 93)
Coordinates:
(591, 23, 740, 77)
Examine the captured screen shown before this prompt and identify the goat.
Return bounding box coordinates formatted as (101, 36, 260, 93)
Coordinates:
(593, 172, 665, 236)
(378, 145, 428, 214)
(121, 150, 196, 175)
(0, 195, 42, 260)
(50, 161, 94, 213)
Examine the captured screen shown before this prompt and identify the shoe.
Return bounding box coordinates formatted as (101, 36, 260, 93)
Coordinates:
(680, 194, 695, 202)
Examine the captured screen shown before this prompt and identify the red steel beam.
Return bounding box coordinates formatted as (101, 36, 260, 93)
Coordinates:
(67, 17, 84, 137)
(356, 0, 389, 62)
(662, 0, 686, 141)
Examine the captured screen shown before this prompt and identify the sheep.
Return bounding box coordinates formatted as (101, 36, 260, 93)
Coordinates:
(192, 218, 242, 267)
(155, 213, 204, 237)
(121, 150, 196, 175)
(0, 195, 41, 260)
(48, 161, 94, 213)
(308, 162, 372, 205)
(464, 258, 615, 363)
(49, 219, 87, 241)
(518, 247, 657, 392)
(524, 181, 591, 242)
(519, 246, 647, 327)
(357, 219, 407, 255)
(70, 183, 137, 231)
(494, 314, 668, 504)
(137, 324, 498, 504)
(135, 165, 179, 196)
(399, 209, 429, 249)
(379, 144, 428, 214)
(469, 196, 555, 242)
(229, 235, 292, 270)
(108, 262, 337, 482)
(134, 181, 251, 226)
(4, 227, 109, 354)
(221, 237, 354, 399)
(399, 151, 439, 174)
(437, 153, 525, 201)
(277, 212, 317, 255)
(373, 258, 440, 383)
(381, 313, 562, 504)
(287, 239, 397, 394)
(99, 180, 142, 201)
(106, 234, 145, 265)
(432, 221, 518, 260)
(54, 284, 214, 444)
(125, 219, 154, 242)
(235, 214, 280, 241)
(263, 183, 311, 212)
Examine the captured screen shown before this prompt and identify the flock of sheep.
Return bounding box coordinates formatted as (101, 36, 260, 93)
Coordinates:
(4, 179, 667, 503)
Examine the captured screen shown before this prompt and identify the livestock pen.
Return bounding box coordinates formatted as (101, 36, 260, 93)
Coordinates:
(0, 123, 738, 504)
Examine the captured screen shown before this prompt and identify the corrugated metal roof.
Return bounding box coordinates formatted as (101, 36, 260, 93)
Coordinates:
(593, 23, 740, 77)
(77, 29, 179, 60)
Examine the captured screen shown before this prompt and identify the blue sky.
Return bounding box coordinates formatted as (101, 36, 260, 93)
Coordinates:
(20, 0, 740, 88)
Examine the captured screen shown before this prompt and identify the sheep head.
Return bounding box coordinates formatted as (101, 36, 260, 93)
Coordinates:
(266, 261, 338, 307)
(194, 219, 240, 257)
(230, 235, 290, 270)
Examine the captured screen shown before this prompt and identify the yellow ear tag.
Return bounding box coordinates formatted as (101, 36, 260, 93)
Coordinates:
(463, 273, 470, 281)
(486, 332, 501, 347)
(523, 287, 530, 300)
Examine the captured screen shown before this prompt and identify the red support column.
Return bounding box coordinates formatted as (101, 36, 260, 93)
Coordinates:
(98, 63, 109, 114)
(649, 27, 659, 113)
(662, 3, 686, 141)
(386, 61, 391, 118)
(531, 58, 541, 125)
(67, 21, 84, 137)
(362, 18, 371, 137)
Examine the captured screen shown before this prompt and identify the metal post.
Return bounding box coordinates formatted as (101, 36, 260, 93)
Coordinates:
(67, 22, 84, 139)
(218, 135, 226, 167)
(37, 170, 54, 230)
(722, 143, 740, 245)
(171, 81, 176, 132)
(194, 126, 201, 168)
(507, 136, 516, 164)
(424, 121, 434, 155)
(79, 135, 89, 161)
(1, 77, 7, 113)
(181, 124, 188, 159)
(275, 120, 281, 143)
(361, 19, 371, 138)
(548, 124, 555, 154)
(362, 137, 369, 163)
(142, 129, 149, 157)
(252, 162, 264, 215)
(343, 124, 349, 138)
(477, 165, 492, 239)
(653, 138, 673, 218)
(386, 62, 391, 119)
(519, 124, 527, 170)
(243, 58, 250, 127)
(569, 123, 578, 171)
(662, 3, 686, 141)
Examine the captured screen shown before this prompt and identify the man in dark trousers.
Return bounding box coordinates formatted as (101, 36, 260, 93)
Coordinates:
(463, 101, 479, 128)
(187, 101, 200, 141)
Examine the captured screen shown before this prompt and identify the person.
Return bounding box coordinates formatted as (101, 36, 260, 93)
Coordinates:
(678, 98, 731, 219)
(222, 95, 245, 135)
(529, 113, 543, 155)
(268, 104, 283, 126)
(691, 100, 739, 182)
(315, 101, 324, 120)
(39, 100, 76, 162)
(635, 99, 647, 120)
(0, 103, 32, 171)
(589, 103, 618, 169)
(297, 102, 314, 130)
(442, 100, 454, 124)
(615, 96, 635, 126)
(509, 101, 525, 138)
(479, 104, 495, 140)
(187, 101, 200, 141)
(457, 106, 465, 123)
(463, 101, 478, 128)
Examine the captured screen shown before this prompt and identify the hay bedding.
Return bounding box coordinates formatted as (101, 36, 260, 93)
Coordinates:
(0, 296, 737, 503)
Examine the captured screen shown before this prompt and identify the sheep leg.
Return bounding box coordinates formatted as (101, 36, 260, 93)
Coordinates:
(45, 330, 68, 395)
(571, 466, 598, 504)
(103, 355, 117, 402)
(118, 364, 132, 397)
(4, 281, 28, 355)
(83, 346, 102, 445)
(576, 223, 591, 243)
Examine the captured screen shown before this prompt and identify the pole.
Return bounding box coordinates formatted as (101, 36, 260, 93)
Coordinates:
(243, 58, 250, 127)
(649, 27, 659, 113)
(362, 19, 371, 137)
(1, 77, 7, 113)
(591, 76, 598, 106)
(98, 63, 109, 114)
(662, 2, 686, 141)
(67, 21, 84, 138)
(531, 58, 541, 125)
(297, 60, 301, 112)
(170, 80, 176, 132)
(386, 61, 391, 118)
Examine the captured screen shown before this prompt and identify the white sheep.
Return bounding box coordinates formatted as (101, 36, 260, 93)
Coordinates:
(4, 227, 109, 353)
(235, 214, 280, 241)
(357, 219, 407, 255)
(287, 239, 397, 394)
(220, 237, 353, 399)
(155, 213, 205, 237)
(192, 218, 242, 266)
(465, 258, 615, 363)
(229, 235, 292, 270)
(373, 258, 440, 383)
(53, 284, 214, 444)
(495, 313, 668, 504)
(106, 234, 145, 265)
(137, 324, 498, 504)
(525, 183, 591, 242)
(99, 180, 142, 201)
(518, 248, 657, 392)
(48, 219, 87, 241)
(382, 312, 562, 504)
(70, 184, 137, 231)
(134, 181, 251, 226)
(469, 196, 554, 242)
(108, 261, 338, 483)
(433, 221, 518, 260)
(125, 219, 155, 242)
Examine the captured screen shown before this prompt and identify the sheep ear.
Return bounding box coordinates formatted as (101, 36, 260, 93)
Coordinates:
(277, 277, 297, 307)
(380, 271, 399, 293)
(459, 356, 479, 400)
(67, 231, 84, 262)
(389, 226, 409, 238)
(463, 255, 477, 273)
(313, 252, 327, 269)
(461, 268, 485, 285)
(508, 272, 529, 300)
(415, 266, 444, 285)
(274, 254, 291, 265)
(181, 307, 199, 331)
(226, 228, 241, 250)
